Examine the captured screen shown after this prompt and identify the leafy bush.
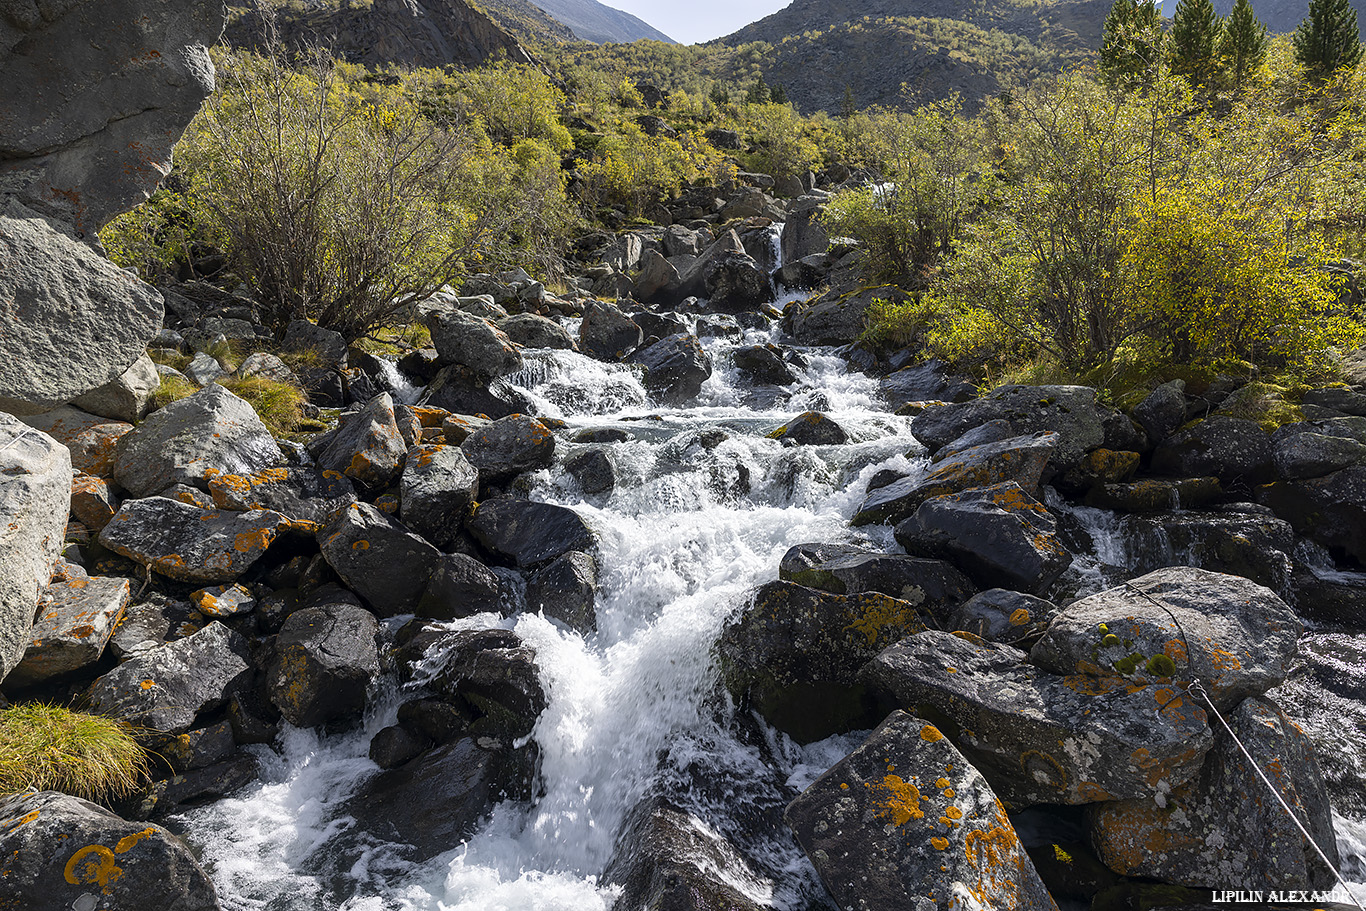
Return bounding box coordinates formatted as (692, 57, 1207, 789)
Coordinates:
(0, 703, 149, 802)
(578, 123, 730, 215)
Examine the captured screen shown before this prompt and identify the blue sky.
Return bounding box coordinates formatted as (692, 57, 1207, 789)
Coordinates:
(606, 0, 790, 44)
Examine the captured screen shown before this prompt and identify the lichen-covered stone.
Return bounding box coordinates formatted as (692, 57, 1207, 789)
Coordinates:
(99, 497, 288, 584)
(399, 443, 480, 549)
(460, 415, 556, 484)
(7, 575, 129, 687)
(1084, 476, 1222, 513)
(70, 472, 119, 531)
(190, 584, 256, 619)
(862, 631, 1213, 806)
(785, 710, 1059, 911)
(772, 410, 849, 446)
(311, 392, 407, 489)
(777, 547, 975, 622)
(20, 406, 132, 477)
(207, 466, 356, 526)
(266, 602, 379, 728)
(425, 307, 524, 379)
(911, 385, 1110, 471)
(717, 580, 930, 743)
(948, 589, 1057, 645)
(1030, 567, 1301, 710)
(317, 501, 443, 617)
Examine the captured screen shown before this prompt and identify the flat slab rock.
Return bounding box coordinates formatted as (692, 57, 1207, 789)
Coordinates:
(8, 575, 130, 687)
(861, 631, 1213, 807)
(0, 790, 218, 911)
(99, 497, 290, 584)
(786, 710, 1058, 911)
(1030, 566, 1302, 710)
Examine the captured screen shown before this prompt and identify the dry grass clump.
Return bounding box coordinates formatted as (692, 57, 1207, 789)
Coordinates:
(0, 703, 150, 802)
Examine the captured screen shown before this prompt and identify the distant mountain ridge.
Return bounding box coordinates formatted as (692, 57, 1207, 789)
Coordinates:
(530, 0, 675, 43)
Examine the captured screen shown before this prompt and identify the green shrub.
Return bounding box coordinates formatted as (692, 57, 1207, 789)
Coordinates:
(0, 703, 149, 802)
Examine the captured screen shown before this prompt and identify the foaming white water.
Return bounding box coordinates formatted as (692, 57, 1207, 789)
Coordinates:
(374, 358, 423, 405)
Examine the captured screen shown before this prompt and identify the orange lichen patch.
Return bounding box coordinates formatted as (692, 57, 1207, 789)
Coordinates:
(842, 594, 926, 647)
(139, 680, 156, 690)
(7, 810, 40, 831)
(950, 630, 988, 647)
(865, 774, 925, 826)
(945, 806, 963, 820)
(351, 540, 370, 551)
(1163, 639, 1189, 664)
(921, 725, 944, 742)
(1009, 608, 1031, 626)
(943, 788, 955, 798)
(64, 845, 122, 893)
(411, 407, 450, 428)
(233, 528, 275, 554)
(946, 667, 958, 674)
(839, 783, 849, 790)
(936, 777, 951, 788)
(931, 836, 950, 850)
(1092, 799, 1195, 873)
(1076, 781, 1114, 802)
(1061, 674, 1131, 697)
(1208, 647, 1243, 670)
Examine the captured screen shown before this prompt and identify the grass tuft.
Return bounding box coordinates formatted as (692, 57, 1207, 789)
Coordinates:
(0, 703, 150, 802)
(151, 374, 198, 411)
(218, 374, 307, 436)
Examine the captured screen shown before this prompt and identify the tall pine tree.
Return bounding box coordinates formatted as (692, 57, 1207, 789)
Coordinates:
(1100, 0, 1165, 87)
(1169, 0, 1223, 84)
(1294, 0, 1363, 82)
(1218, 0, 1269, 87)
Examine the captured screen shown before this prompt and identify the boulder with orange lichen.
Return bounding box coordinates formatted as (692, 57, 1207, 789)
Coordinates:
(207, 466, 356, 526)
(87, 621, 253, 735)
(716, 580, 929, 743)
(99, 497, 289, 584)
(264, 602, 379, 728)
(861, 631, 1213, 807)
(20, 405, 131, 477)
(853, 432, 1058, 526)
(894, 482, 1072, 595)
(1030, 567, 1301, 711)
(785, 710, 1059, 911)
(399, 443, 480, 549)
(112, 384, 284, 498)
(460, 414, 556, 485)
(311, 392, 408, 489)
(1089, 696, 1339, 891)
(778, 546, 975, 623)
(6, 575, 130, 688)
(0, 790, 219, 911)
(317, 501, 443, 617)
(70, 472, 119, 531)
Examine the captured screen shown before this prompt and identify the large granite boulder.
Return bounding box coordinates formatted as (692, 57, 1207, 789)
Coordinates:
(630, 334, 712, 404)
(0, 791, 219, 911)
(310, 392, 407, 489)
(1030, 567, 1302, 710)
(399, 443, 480, 549)
(496, 313, 575, 350)
(460, 415, 556, 484)
(466, 498, 596, 568)
(99, 498, 288, 584)
(425, 307, 523, 378)
(71, 354, 160, 422)
(417, 366, 535, 419)
(20, 406, 131, 477)
(1151, 416, 1276, 485)
(0, 415, 71, 684)
(0, 0, 223, 233)
(113, 384, 284, 498)
(579, 300, 643, 361)
(862, 631, 1213, 806)
(786, 711, 1059, 911)
(207, 465, 357, 526)
(0, 203, 164, 414)
(777, 546, 975, 622)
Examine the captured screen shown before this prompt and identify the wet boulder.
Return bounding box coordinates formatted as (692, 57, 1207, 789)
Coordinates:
(911, 385, 1110, 472)
(99, 498, 288, 584)
(771, 411, 848, 446)
(71, 354, 160, 423)
(87, 621, 252, 735)
(399, 443, 480, 549)
(565, 447, 616, 495)
(852, 432, 1057, 527)
(732, 344, 798, 385)
(416, 553, 505, 620)
(630, 334, 712, 404)
(0, 416, 71, 685)
(632, 250, 683, 304)
(783, 286, 882, 347)
(1085, 476, 1222, 513)
(467, 499, 596, 568)
(1089, 697, 1339, 891)
(1056, 448, 1141, 494)
(311, 392, 407, 489)
(1259, 465, 1366, 563)
(7, 575, 130, 687)
(717, 581, 930, 743)
(777, 547, 974, 622)
(1132, 379, 1186, 445)
(20, 406, 132, 477)
(786, 711, 1059, 911)
(157, 719, 238, 774)
(1126, 510, 1296, 593)
(113, 384, 284, 497)
(460, 415, 556, 484)
(1151, 416, 1275, 486)
(861, 631, 1213, 806)
(207, 466, 356, 526)
(526, 551, 598, 633)
(418, 366, 535, 419)
(318, 502, 442, 617)
(1031, 567, 1301, 710)
(425, 308, 523, 379)
(603, 797, 768, 911)
(702, 252, 772, 308)
(496, 313, 576, 350)
(0, 791, 219, 911)
(1272, 430, 1366, 480)
(425, 628, 547, 739)
(894, 483, 1072, 595)
(947, 589, 1057, 645)
(579, 300, 643, 360)
(265, 602, 379, 728)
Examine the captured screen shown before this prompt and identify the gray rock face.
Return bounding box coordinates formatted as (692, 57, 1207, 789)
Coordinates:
(579, 299, 643, 360)
(912, 385, 1110, 472)
(425, 627, 547, 739)
(702, 251, 773, 308)
(1030, 567, 1302, 711)
(777, 547, 975, 621)
(632, 249, 681, 304)
(894, 483, 1073, 595)
(20, 406, 131, 476)
(0, 203, 164, 414)
(99, 498, 288, 584)
(862, 631, 1213, 806)
(603, 797, 768, 911)
(460, 415, 556, 484)
(318, 502, 443, 617)
(0, 0, 222, 232)
(312, 393, 408, 489)
(853, 431, 1057, 526)
(400, 443, 480, 549)
(1126, 510, 1296, 593)
(467, 499, 596, 567)
(426, 307, 524, 378)
(8, 575, 130, 687)
(71, 354, 160, 422)
(495, 313, 575, 350)
(0, 791, 219, 911)
(525, 551, 598, 633)
(630, 334, 712, 404)
(1090, 697, 1339, 891)
(207, 465, 357, 526)
(786, 711, 1059, 911)
(780, 194, 830, 264)
(783, 287, 880, 346)
(733, 344, 798, 385)
(418, 366, 535, 419)
(113, 384, 284, 497)
(948, 589, 1057, 645)
(87, 621, 252, 735)
(266, 602, 380, 728)
(417, 553, 504, 620)
(0, 416, 71, 684)
(1273, 428, 1366, 480)
(717, 580, 929, 743)
(1132, 379, 1186, 445)
(1152, 415, 1276, 485)
(564, 446, 615, 494)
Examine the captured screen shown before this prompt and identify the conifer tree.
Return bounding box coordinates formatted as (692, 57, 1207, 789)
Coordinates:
(1169, 0, 1223, 83)
(1100, 0, 1165, 87)
(1219, 0, 1269, 87)
(1294, 0, 1363, 82)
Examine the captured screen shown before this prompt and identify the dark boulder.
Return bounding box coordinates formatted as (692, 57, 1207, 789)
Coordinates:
(317, 502, 442, 617)
(1132, 379, 1186, 445)
(777, 547, 974, 622)
(565, 447, 616, 495)
(425, 308, 523, 378)
(1151, 416, 1275, 486)
(879, 359, 975, 408)
(99, 498, 288, 584)
(417, 366, 536, 419)
(416, 553, 505, 620)
(771, 411, 848, 446)
(579, 300, 643, 361)
(630, 334, 712, 404)
(495, 313, 575, 350)
(525, 551, 598, 633)
(424, 628, 546, 739)
(947, 589, 1057, 645)
(399, 443, 479, 549)
(461, 415, 556, 484)
(467, 499, 596, 568)
(1085, 476, 1222, 513)
(265, 602, 379, 727)
(732, 344, 798, 385)
(310, 393, 408, 489)
(1272, 427, 1366, 480)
